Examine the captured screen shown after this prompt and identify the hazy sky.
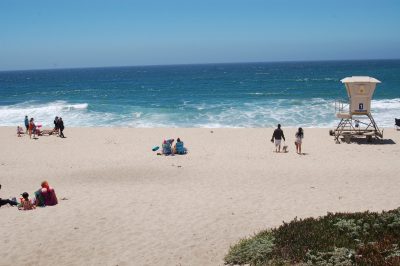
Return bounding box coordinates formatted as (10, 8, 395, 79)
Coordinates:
(1, 0, 399, 70)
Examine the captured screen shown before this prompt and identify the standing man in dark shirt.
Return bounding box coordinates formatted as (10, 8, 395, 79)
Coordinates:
(54, 116, 59, 134)
(0, 184, 18, 208)
(24, 115, 29, 133)
(271, 124, 285, 153)
(58, 117, 65, 138)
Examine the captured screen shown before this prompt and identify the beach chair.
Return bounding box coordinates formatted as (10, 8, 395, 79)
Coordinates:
(396, 118, 400, 130)
(162, 142, 172, 155)
(175, 142, 187, 154)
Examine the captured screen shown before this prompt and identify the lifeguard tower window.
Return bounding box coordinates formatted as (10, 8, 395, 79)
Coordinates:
(332, 76, 383, 143)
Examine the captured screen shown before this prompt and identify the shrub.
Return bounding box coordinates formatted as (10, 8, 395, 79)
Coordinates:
(224, 207, 400, 265)
(355, 237, 400, 265)
(305, 247, 354, 266)
(224, 231, 275, 266)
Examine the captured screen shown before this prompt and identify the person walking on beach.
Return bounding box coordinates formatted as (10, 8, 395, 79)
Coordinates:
(271, 124, 285, 153)
(295, 127, 304, 154)
(24, 115, 29, 133)
(58, 117, 65, 138)
(0, 184, 18, 208)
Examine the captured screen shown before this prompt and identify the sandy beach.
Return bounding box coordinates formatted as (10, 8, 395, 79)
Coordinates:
(1, 127, 399, 266)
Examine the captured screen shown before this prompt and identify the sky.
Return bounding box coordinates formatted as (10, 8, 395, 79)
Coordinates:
(0, 0, 399, 71)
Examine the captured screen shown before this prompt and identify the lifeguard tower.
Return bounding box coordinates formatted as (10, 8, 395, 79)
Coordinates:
(331, 76, 383, 143)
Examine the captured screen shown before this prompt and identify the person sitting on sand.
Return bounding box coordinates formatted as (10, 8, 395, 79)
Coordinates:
(18, 192, 36, 211)
(17, 126, 24, 137)
(34, 189, 45, 207)
(35, 181, 58, 207)
(173, 138, 187, 154)
(35, 127, 43, 136)
(271, 124, 286, 153)
(0, 184, 18, 208)
(40, 129, 55, 136)
(162, 139, 173, 155)
(295, 127, 304, 154)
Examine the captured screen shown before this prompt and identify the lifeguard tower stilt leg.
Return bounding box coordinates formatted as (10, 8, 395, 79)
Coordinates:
(366, 113, 383, 138)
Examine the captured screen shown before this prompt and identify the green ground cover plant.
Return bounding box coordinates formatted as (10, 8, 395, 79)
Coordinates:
(225, 208, 400, 265)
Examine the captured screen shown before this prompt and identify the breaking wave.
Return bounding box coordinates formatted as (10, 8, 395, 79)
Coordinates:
(1, 98, 399, 128)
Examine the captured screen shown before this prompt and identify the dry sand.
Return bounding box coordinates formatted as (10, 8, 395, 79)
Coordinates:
(1, 127, 399, 266)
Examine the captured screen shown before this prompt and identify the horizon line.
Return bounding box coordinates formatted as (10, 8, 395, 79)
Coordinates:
(1, 58, 399, 73)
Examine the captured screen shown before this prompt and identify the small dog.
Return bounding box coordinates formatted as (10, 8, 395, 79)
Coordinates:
(282, 145, 288, 153)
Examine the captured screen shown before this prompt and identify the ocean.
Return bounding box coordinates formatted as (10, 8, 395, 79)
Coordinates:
(0, 60, 399, 128)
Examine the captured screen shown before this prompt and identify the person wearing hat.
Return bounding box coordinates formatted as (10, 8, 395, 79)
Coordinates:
(0, 184, 18, 208)
(18, 192, 36, 210)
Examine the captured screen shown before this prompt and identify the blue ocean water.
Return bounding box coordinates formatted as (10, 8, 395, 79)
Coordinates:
(0, 60, 399, 128)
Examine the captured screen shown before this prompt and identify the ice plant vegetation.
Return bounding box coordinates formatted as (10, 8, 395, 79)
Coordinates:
(225, 208, 400, 265)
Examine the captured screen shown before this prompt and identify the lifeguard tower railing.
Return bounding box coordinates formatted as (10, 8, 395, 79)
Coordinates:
(334, 99, 349, 114)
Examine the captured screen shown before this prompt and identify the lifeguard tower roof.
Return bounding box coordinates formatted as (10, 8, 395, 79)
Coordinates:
(341, 76, 381, 83)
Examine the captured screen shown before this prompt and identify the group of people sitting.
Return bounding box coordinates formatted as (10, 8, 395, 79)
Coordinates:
(159, 138, 187, 155)
(0, 181, 58, 211)
(18, 115, 65, 138)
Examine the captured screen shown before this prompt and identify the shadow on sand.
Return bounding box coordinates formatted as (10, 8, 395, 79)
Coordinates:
(340, 137, 396, 145)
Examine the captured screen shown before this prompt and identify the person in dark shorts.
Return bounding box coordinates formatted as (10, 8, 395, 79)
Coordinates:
(58, 117, 65, 138)
(0, 184, 18, 208)
(54, 116, 59, 134)
(24, 115, 29, 133)
(271, 124, 286, 153)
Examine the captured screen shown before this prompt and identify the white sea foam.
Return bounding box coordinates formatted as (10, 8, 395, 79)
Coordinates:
(64, 103, 88, 110)
(1, 98, 399, 128)
(0, 101, 91, 127)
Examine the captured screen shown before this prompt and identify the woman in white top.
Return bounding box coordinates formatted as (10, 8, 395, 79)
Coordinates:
(295, 127, 304, 154)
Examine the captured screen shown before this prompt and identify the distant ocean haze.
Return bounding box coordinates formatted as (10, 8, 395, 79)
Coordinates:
(0, 60, 399, 128)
